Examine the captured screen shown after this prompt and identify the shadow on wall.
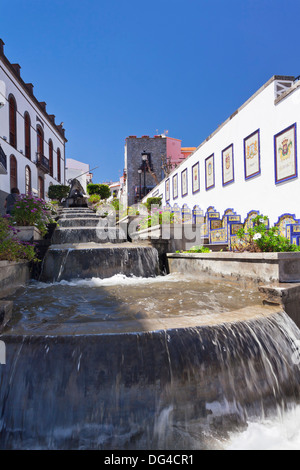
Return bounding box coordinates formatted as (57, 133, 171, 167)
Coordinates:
(0, 189, 8, 216)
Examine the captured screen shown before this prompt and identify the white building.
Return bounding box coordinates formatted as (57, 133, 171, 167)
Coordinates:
(65, 158, 92, 194)
(0, 39, 67, 213)
(108, 181, 121, 201)
(144, 75, 300, 226)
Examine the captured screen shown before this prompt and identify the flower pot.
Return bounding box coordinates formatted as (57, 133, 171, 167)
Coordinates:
(15, 226, 43, 242)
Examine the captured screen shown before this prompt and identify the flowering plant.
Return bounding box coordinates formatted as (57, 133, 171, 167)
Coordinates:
(11, 194, 57, 236)
(234, 215, 300, 252)
(0, 216, 39, 262)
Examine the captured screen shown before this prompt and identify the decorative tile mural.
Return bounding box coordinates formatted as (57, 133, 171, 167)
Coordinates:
(205, 154, 215, 190)
(274, 123, 297, 184)
(244, 129, 261, 180)
(181, 168, 188, 197)
(165, 178, 170, 202)
(172, 173, 178, 199)
(192, 162, 200, 194)
(222, 144, 234, 186)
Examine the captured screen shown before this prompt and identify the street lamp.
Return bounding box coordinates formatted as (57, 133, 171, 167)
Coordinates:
(141, 152, 148, 198)
(138, 169, 142, 200)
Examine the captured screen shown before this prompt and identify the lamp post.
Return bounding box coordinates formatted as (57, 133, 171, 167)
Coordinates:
(138, 169, 142, 200)
(141, 152, 148, 198)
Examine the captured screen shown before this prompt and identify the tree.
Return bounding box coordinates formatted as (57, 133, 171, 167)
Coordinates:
(161, 154, 178, 177)
(48, 184, 70, 202)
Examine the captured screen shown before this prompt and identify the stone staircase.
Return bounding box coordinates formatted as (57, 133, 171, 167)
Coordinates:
(39, 207, 160, 282)
(51, 207, 127, 244)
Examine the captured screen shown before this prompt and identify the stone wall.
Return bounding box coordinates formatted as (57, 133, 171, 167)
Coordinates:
(0, 260, 30, 298)
(167, 251, 300, 284)
(125, 136, 166, 206)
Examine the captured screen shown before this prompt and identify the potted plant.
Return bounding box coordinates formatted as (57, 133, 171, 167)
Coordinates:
(11, 194, 57, 241)
(0, 216, 38, 262)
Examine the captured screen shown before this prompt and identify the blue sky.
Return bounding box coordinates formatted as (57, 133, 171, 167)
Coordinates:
(2, 0, 300, 183)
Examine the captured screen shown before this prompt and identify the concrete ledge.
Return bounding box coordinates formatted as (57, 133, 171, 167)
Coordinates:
(15, 226, 42, 241)
(0, 260, 31, 298)
(259, 282, 300, 328)
(167, 251, 300, 283)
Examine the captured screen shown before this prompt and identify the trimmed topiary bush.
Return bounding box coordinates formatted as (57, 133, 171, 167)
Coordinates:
(48, 184, 70, 203)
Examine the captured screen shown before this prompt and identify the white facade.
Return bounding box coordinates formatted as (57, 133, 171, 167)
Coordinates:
(65, 158, 91, 194)
(0, 39, 66, 212)
(108, 181, 121, 201)
(144, 76, 300, 225)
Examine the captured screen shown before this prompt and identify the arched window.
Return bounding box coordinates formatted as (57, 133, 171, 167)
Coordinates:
(10, 155, 18, 190)
(57, 148, 61, 182)
(24, 112, 31, 159)
(9, 95, 17, 149)
(37, 126, 44, 158)
(25, 165, 31, 194)
(38, 176, 44, 199)
(48, 139, 53, 177)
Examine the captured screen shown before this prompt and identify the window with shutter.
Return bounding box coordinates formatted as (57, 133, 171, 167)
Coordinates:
(57, 148, 61, 182)
(37, 126, 44, 157)
(9, 95, 17, 149)
(10, 154, 17, 189)
(49, 139, 53, 177)
(24, 112, 31, 159)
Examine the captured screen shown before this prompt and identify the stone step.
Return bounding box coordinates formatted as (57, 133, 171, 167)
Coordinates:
(59, 212, 97, 219)
(61, 207, 94, 214)
(61, 208, 93, 212)
(40, 244, 160, 282)
(51, 227, 127, 244)
(58, 217, 103, 227)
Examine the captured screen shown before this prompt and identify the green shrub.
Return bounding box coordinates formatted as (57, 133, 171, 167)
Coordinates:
(176, 246, 211, 253)
(87, 184, 111, 200)
(48, 185, 70, 202)
(110, 198, 120, 212)
(138, 208, 174, 230)
(88, 194, 101, 204)
(144, 197, 162, 212)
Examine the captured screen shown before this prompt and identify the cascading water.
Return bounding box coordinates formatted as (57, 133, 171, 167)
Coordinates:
(0, 207, 300, 450)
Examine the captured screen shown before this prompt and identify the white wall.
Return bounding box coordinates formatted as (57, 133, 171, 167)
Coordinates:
(65, 158, 90, 194)
(144, 76, 300, 225)
(0, 57, 66, 200)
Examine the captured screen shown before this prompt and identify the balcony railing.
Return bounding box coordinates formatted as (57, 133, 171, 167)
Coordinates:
(36, 152, 49, 173)
(0, 145, 7, 175)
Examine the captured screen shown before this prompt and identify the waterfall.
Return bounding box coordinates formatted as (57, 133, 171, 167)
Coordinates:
(40, 245, 160, 282)
(0, 310, 299, 450)
(1, 207, 300, 450)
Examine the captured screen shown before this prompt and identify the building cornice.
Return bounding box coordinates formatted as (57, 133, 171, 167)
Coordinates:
(0, 39, 67, 142)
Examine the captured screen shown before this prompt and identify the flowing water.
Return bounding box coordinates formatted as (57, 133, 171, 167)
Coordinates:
(1, 272, 300, 450)
(1, 208, 300, 450)
(4, 273, 263, 335)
